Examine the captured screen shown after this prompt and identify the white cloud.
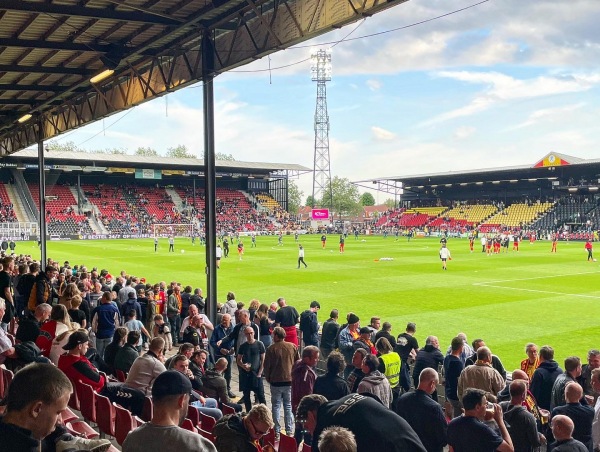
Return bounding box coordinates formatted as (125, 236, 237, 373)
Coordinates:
(421, 71, 600, 125)
(510, 103, 586, 130)
(366, 79, 382, 91)
(371, 126, 396, 141)
(454, 126, 476, 139)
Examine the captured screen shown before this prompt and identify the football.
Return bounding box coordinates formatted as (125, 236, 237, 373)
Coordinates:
(181, 249, 185, 254)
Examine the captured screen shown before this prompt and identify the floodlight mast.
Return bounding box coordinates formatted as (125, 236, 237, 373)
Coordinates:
(311, 48, 333, 210)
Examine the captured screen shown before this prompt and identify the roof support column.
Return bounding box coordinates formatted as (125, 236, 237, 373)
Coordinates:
(202, 32, 217, 326)
(37, 116, 47, 269)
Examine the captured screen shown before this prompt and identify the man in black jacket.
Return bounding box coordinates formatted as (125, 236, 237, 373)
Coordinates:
(412, 335, 444, 402)
(320, 309, 339, 359)
(297, 393, 427, 452)
(299, 301, 320, 347)
(530, 345, 563, 411)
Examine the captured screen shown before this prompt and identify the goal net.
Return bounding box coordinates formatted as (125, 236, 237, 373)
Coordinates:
(153, 223, 195, 238)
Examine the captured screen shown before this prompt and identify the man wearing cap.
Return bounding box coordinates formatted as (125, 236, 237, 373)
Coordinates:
(58, 330, 145, 416)
(123, 370, 217, 452)
(353, 327, 377, 356)
(339, 313, 360, 379)
(299, 301, 320, 348)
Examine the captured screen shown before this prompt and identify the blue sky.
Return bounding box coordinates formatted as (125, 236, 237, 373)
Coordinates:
(41, 0, 600, 203)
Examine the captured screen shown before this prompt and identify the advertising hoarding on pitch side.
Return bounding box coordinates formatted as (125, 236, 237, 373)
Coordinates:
(311, 208, 329, 220)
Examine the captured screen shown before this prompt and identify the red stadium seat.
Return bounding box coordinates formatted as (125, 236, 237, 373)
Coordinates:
(199, 412, 216, 432)
(113, 403, 136, 446)
(198, 428, 215, 443)
(140, 396, 153, 423)
(79, 383, 97, 424)
(187, 404, 200, 427)
(278, 433, 298, 452)
(96, 393, 115, 438)
(221, 403, 236, 416)
(181, 418, 197, 433)
(60, 407, 79, 424)
(65, 420, 99, 439)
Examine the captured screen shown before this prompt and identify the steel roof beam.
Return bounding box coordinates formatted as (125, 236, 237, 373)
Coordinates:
(0, 64, 92, 75)
(0, 38, 121, 53)
(0, 0, 181, 26)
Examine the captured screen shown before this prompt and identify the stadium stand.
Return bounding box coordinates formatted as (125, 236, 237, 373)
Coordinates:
(483, 201, 554, 228)
(255, 192, 281, 212)
(0, 183, 16, 222)
(29, 183, 93, 235)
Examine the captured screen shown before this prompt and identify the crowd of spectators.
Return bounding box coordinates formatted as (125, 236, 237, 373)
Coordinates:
(3, 252, 600, 451)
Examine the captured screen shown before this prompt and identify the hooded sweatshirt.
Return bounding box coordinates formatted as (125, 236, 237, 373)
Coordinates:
(530, 360, 562, 410)
(213, 414, 259, 452)
(357, 370, 393, 408)
(299, 310, 319, 346)
(221, 300, 237, 324)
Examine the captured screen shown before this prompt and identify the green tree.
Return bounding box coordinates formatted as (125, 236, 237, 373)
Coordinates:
(287, 180, 303, 214)
(384, 198, 396, 209)
(46, 141, 79, 152)
(306, 195, 316, 208)
(135, 147, 159, 157)
(360, 192, 375, 206)
(102, 147, 127, 155)
(216, 152, 236, 161)
(321, 176, 361, 217)
(166, 144, 196, 159)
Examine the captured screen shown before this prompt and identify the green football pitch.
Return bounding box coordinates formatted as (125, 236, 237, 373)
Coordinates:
(32, 235, 600, 371)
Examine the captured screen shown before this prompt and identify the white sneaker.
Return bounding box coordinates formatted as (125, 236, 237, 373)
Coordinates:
(56, 437, 112, 452)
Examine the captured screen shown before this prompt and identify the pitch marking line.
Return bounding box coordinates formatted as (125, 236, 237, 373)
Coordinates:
(473, 270, 600, 300)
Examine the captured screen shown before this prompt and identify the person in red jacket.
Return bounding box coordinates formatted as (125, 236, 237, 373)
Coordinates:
(58, 330, 145, 415)
(585, 240, 594, 261)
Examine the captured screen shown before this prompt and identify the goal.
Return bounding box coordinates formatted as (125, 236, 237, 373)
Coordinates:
(153, 223, 195, 238)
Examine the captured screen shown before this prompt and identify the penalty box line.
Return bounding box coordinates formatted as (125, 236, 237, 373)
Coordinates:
(473, 270, 600, 300)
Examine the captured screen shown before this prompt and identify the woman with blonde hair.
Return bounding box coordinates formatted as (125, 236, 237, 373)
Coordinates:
(255, 303, 272, 347)
(248, 299, 260, 323)
(59, 282, 82, 311)
(35, 304, 73, 361)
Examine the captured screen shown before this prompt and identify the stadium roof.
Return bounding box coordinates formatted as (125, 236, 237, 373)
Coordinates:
(5, 149, 311, 173)
(0, 0, 407, 156)
(355, 152, 600, 198)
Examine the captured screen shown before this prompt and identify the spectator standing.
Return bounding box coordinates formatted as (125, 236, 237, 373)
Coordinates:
(396, 322, 419, 392)
(443, 336, 465, 419)
(299, 301, 320, 348)
(264, 326, 299, 438)
(314, 351, 350, 402)
(396, 368, 448, 452)
(275, 297, 300, 346)
(292, 345, 320, 445)
(320, 309, 340, 359)
(91, 291, 120, 359)
(447, 388, 514, 452)
(412, 335, 444, 402)
(531, 345, 563, 411)
(236, 326, 267, 412)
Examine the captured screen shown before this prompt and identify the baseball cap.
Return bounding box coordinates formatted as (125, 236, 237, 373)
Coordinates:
(359, 327, 371, 335)
(152, 370, 192, 400)
(62, 331, 89, 350)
